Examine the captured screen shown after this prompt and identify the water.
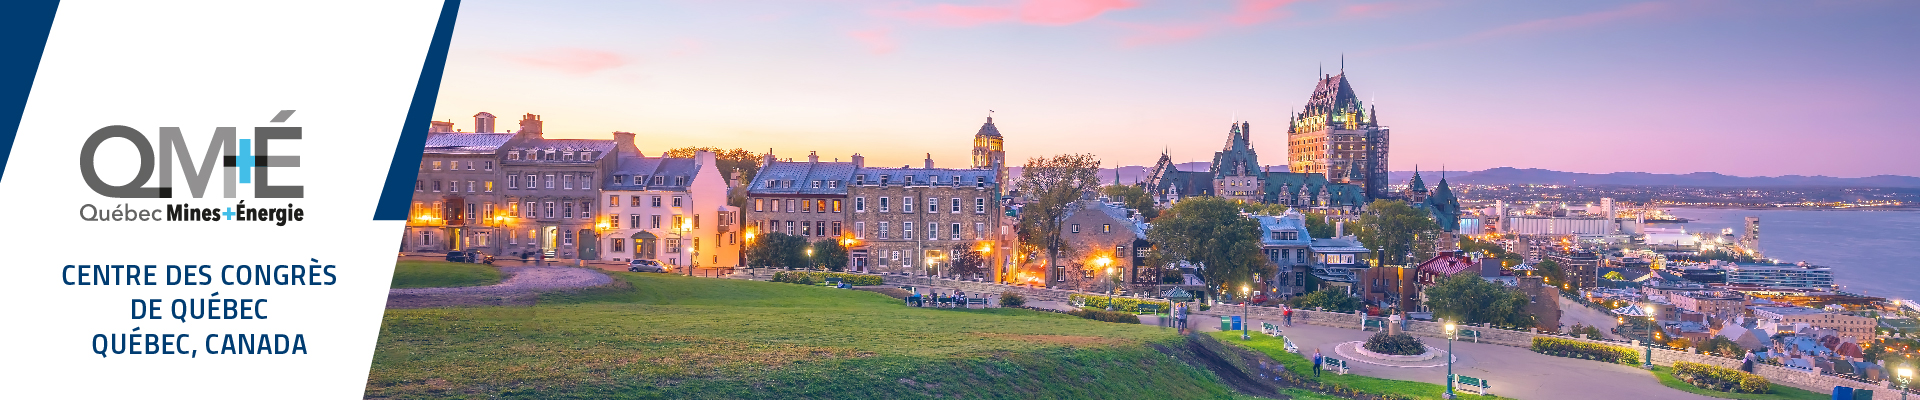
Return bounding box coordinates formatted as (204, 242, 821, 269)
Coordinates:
(1659, 208, 1920, 302)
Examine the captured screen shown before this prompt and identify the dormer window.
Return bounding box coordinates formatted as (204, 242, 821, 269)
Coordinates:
(613, 175, 625, 185)
(563, 151, 575, 161)
(654, 176, 666, 185)
(879, 175, 890, 186)
(976, 176, 986, 187)
(904, 175, 915, 185)
(952, 175, 961, 186)
(675, 176, 687, 186)
(507, 151, 520, 160)
(812, 180, 822, 188)
(855, 175, 866, 185)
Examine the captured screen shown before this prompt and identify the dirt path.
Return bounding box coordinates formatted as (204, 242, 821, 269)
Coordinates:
(385, 266, 614, 308)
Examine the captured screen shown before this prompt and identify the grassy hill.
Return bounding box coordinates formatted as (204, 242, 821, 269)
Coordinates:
(389, 261, 502, 289)
(367, 271, 1261, 399)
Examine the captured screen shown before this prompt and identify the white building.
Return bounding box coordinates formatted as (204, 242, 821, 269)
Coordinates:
(1724, 263, 1834, 290)
(599, 150, 739, 269)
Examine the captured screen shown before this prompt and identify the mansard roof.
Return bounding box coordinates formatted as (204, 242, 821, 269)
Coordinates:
(748, 160, 858, 196)
(976, 116, 1002, 138)
(853, 166, 998, 187)
(606, 155, 701, 192)
(422, 133, 514, 154)
(509, 138, 618, 161)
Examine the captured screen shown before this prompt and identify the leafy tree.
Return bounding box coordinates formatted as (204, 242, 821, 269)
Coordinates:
(946, 245, 987, 279)
(809, 239, 849, 271)
(1703, 336, 1743, 358)
(1292, 288, 1360, 313)
(1101, 184, 1159, 220)
(1422, 273, 1536, 328)
(1603, 271, 1626, 281)
(1354, 200, 1438, 266)
(1146, 196, 1271, 299)
(663, 147, 762, 184)
(1533, 259, 1567, 287)
(1014, 154, 1104, 285)
(745, 232, 807, 269)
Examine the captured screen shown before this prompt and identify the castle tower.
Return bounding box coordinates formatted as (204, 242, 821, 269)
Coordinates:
(1287, 69, 1390, 200)
(972, 115, 1007, 193)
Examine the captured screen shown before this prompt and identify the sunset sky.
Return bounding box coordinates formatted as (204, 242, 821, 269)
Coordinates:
(432, 0, 1920, 177)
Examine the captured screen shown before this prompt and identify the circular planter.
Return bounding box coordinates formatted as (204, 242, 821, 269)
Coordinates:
(1353, 344, 1440, 362)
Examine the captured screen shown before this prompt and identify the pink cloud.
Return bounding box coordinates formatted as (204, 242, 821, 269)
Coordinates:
(510, 48, 628, 75)
(1019, 0, 1139, 25)
(1336, 0, 1437, 19)
(1228, 0, 1303, 26)
(1120, 22, 1214, 47)
(1370, 2, 1673, 54)
(848, 28, 898, 54)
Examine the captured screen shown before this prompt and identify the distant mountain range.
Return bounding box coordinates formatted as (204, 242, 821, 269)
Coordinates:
(1009, 164, 1920, 188)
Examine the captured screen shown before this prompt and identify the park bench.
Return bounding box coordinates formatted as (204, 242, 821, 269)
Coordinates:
(1321, 358, 1349, 375)
(966, 298, 988, 308)
(1261, 322, 1281, 337)
(1458, 329, 1481, 343)
(1362, 318, 1386, 331)
(1454, 374, 1491, 396)
(1283, 337, 1300, 354)
(821, 277, 842, 287)
(1137, 304, 1161, 315)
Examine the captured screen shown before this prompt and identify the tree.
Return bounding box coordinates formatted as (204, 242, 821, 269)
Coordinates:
(664, 147, 763, 186)
(946, 245, 987, 279)
(1014, 154, 1104, 285)
(1533, 259, 1567, 287)
(1234, 203, 1332, 238)
(1146, 196, 1271, 299)
(809, 239, 849, 271)
(746, 232, 807, 269)
(1422, 273, 1536, 328)
(1101, 184, 1159, 220)
(1353, 199, 1438, 266)
(1293, 288, 1360, 313)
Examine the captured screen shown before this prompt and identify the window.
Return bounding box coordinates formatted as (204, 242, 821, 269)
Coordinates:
(508, 152, 520, 161)
(653, 176, 665, 185)
(544, 202, 556, 218)
(855, 175, 866, 185)
(975, 198, 986, 213)
(879, 197, 890, 212)
(801, 221, 812, 236)
(651, 196, 662, 207)
(692, 214, 699, 229)
(581, 174, 592, 190)
(510, 229, 517, 244)
(672, 215, 684, 230)
(564, 175, 574, 190)
(508, 175, 519, 189)
(545, 174, 555, 189)
(950, 223, 961, 240)
(612, 238, 625, 253)
(466, 180, 475, 192)
(832, 199, 842, 213)
(419, 230, 431, 245)
(483, 203, 494, 221)
(784, 220, 794, 235)
(525, 174, 535, 188)
(976, 176, 986, 187)
(927, 198, 937, 213)
(855, 222, 866, 239)
(631, 196, 641, 207)
(484, 161, 493, 171)
(431, 161, 441, 170)
(651, 215, 661, 228)
(831, 221, 842, 236)
(630, 214, 641, 228)
(903, 222, 913, 239)
(432, 181, 441, 192)
(1071, 224, 1080, 233)
(754, 198, 764, 212)
(815, 200, 825, 213)
(904, 175, 914, 185)
(856, 197, 866, 212)
(903, 197, 914, 213)
(414, 180, 423, 191)
(815, 222, 825, 237)
(485, 181, 494, 192)
(666, 238, 681, 253)
(812, 180, 821, 188)
(878, 222, 889, 239)
(951, 198, 961, 213)
(975, 222, 985, 239)
(563, 231, 575, 245)
(509, 202, 519, 217)
(467, 161, 475, 170)
(526, 201, 537, 218)
(802, 199, 813, 212)
(609, 195, 620, 208)
(675, 176, 687, 186)
(952, 175, 961, 187)
(563, 202, 575, 218)
(927, 224, 937, 240)
(563, 152, 574, 161)
(1102, 224, 1111, 233)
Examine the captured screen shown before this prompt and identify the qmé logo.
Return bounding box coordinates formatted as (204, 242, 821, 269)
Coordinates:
(77, 110, 308, 225)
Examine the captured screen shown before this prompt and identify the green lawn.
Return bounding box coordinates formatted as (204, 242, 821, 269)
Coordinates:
(369, 272, 1255, 399)
(1647, 366, 1829, 400)
(389, 261, 504, 289)
(1208, 331, 1509, 400)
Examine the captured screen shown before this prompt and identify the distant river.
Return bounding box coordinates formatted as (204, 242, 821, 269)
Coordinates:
(1660, 208, 1920, 302)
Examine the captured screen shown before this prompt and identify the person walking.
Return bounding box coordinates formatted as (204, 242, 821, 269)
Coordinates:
(535, 250, 545, 267)
(1283, 305, 1294, 327)
(1740, 350, 1756, 373)
(1312, 348, 1323, 378)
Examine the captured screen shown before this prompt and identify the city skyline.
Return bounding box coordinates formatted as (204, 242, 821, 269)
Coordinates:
(431, 0, 1920, 177)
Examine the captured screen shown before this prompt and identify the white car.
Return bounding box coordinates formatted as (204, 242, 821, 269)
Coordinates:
(627, 259, 671, 273)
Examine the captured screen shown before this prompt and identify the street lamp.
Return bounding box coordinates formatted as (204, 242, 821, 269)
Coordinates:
(1897, 366, 1912, 400)
(1643, 304, 1656, 369)
(1241, 284, 1251, 341)
(1445, 322, 1458, 400)
(743, 229, 756, 277)
(1095, 256, 1115, 310)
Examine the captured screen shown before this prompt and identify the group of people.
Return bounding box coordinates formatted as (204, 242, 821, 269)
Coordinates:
(906, 290, 970, 308)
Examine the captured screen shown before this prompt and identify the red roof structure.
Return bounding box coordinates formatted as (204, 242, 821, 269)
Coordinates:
(1415, 251, 1495, 284)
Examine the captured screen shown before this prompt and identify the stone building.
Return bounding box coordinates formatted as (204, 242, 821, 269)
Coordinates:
(406, 124, 512, 254)
(1518, 275, 1563, 331)
(970, 116, 1007, 195)
(1144, 122, 1369, 212)
(1751, 306, 1876, 343)
(600, 150, 739, 269)
(1286, 69, 1391, 200)
(1034, 200, 1147, 292)
(496, 114, 626, 260)
(847, 155, 1001, 277)
(1547, 250, 1601, 291)
(744, 151, 858, 266)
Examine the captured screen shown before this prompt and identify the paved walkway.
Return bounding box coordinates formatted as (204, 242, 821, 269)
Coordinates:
(1195, 317, 1716, 400)
(386, 266, 613, 308)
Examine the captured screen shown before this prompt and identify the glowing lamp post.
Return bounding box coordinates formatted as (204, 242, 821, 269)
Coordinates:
(1897, 366, 1912, 400)
(1095, 256, 1114, 310)
(1445, 322, 1457, 399)
(1240, 285, 1250, 341)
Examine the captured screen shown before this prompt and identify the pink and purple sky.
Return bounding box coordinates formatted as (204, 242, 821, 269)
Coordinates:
(432, 0, 1920, 177)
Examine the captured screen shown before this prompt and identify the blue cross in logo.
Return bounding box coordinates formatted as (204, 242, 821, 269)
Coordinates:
(222, 207, 236, 220)
(237, 138, 254, 184)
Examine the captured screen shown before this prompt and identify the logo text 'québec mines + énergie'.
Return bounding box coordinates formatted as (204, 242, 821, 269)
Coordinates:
(77, 110, 307, 226)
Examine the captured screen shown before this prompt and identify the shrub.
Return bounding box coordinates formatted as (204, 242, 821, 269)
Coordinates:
(1530, 337, 1639, 365)
(1068, 294, 1171, 313)
(1066, 308, 1141, 324)
(1000, 292, 1026, 308)
(1362, 332, 1427, 356)
(1673, 361, 1772, 394)
(768, 271, 883, 286)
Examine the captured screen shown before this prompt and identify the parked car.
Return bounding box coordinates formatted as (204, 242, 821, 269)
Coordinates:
(445, 251, 479, 263)
(628, 259, 671, 273)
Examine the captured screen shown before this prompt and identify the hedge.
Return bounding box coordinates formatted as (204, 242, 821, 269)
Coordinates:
(1069, 294, 1172, 314)
(1066, 308, 1141, 324)
(1530, 337, 1639, 365)
(1673, 361, 1771, 394)
(769, 271, 884, 286)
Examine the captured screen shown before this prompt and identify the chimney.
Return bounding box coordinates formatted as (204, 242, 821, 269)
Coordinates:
(611, 131, 636, 155)
(1334, 221, 1344, 238)
(924, 153, 934, 169)
(763, 149, 776, 166)
(1481, 256, 1501, 277)
(807, 151, 819, 163)
(429, 120, 455, 133)
(851, 153, 865, 168)
(695, 150, 716, 171)
(473, 112, 496, 133)
(517, 113, 542, 136)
